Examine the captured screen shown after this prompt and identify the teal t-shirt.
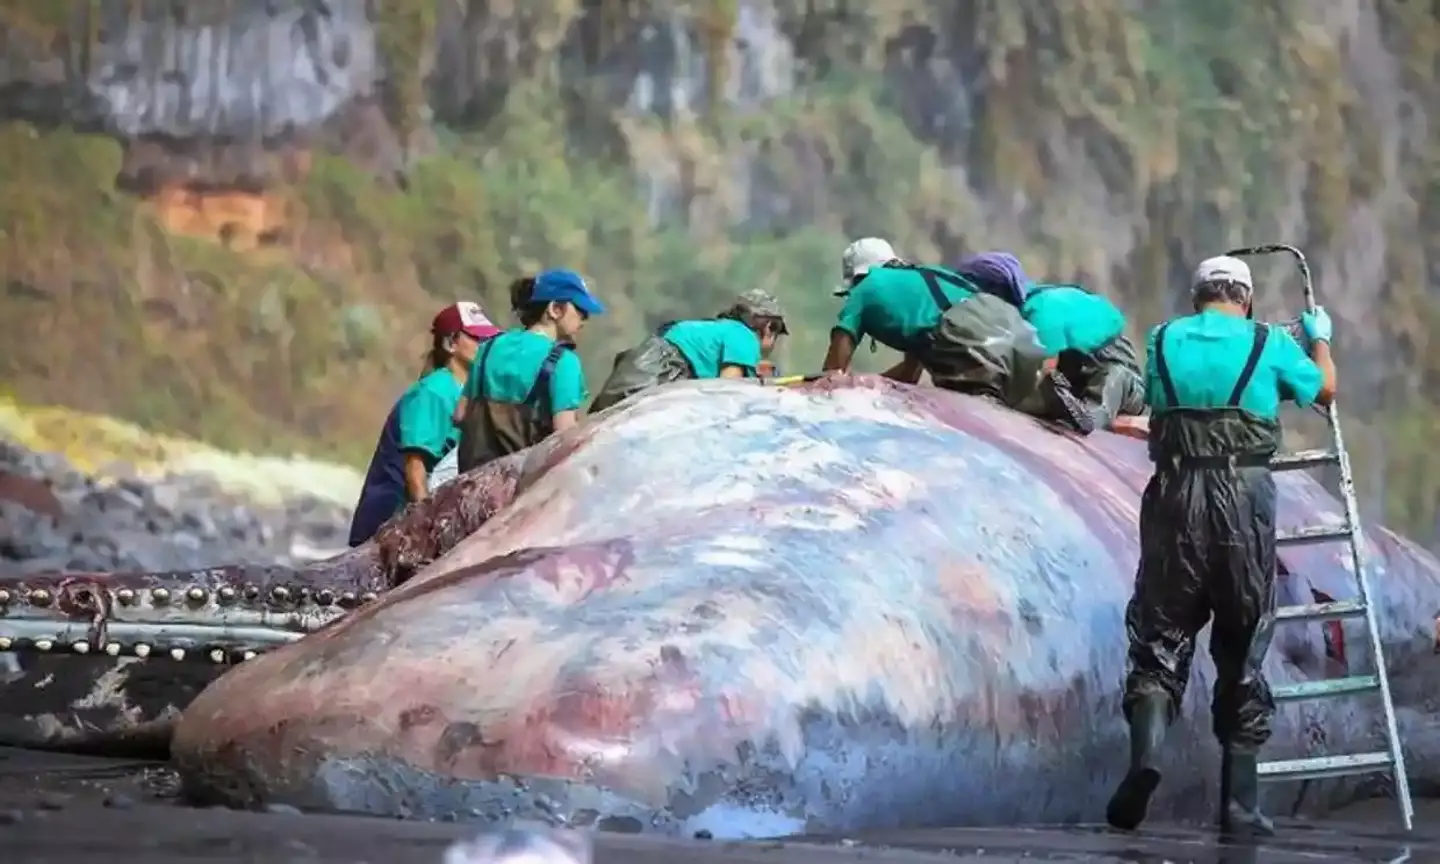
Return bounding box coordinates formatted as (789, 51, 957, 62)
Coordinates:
(397, 368, 464, 461)
(465, 329, 587, 412)
(662, 318, 762, 378)
(1144, 310, 1323, 421)
(1021, 285, 1126, 355)
(834, 264, 978, 352)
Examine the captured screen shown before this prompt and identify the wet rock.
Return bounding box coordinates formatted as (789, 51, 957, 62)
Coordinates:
(0, 437, 352, 577)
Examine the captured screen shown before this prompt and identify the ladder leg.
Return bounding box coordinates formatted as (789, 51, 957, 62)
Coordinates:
(1226, 243, 1413, 832)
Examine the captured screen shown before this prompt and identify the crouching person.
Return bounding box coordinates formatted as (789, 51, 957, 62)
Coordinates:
(823, 239, 1086, 426)
(590, 289, 788, 412)
(954, 252, 1145, 434)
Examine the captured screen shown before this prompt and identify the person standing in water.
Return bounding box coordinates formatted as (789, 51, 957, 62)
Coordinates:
(454, 269, 604, 473)
(347, 302, 501, 546)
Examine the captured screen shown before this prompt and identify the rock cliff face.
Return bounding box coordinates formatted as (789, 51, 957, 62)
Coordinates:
(1, 0, 1438, 539)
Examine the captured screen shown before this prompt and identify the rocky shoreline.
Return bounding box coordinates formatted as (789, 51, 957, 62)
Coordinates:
(0, 438, 353, 578)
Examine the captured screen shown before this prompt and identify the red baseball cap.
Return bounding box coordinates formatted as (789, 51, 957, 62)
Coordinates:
(432, 302, 501, 340)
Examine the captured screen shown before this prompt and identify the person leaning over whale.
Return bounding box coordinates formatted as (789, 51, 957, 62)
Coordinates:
(821, 238, 1092, 431)
(452, 269, 605, 474)
(953, 251, 1145, 435)
(347, 301, 501, 546)
(589, 288, 789, 413)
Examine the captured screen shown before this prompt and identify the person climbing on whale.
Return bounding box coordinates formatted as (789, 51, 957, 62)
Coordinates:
(953, 252, 1145, 434)
(1106, 254, 1337, 839)
(347, 301, 501, 547)
(590, 288, 789, 412)
(452, 269, 604, 474)
(821, 239, 1091, 431)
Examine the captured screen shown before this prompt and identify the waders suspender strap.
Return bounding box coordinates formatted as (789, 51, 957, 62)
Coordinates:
(1227, 324, 1269, 407)
(524, 343, 569, 415)
(1153, 321, 1268, 411)
(917, 267, 972, 314)
(1152, 322, 1181, 410)
(474, 338, 498, 400)
(656, 321, 679, 336)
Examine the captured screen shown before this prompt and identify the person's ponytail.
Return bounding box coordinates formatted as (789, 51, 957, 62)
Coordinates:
(419, 333, 449, 378)
(509, 276, 548, 327)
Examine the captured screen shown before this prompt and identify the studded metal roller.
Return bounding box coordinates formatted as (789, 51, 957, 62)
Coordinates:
(0, 576, 381, 663)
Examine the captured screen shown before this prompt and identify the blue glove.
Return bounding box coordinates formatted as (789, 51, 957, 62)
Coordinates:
(1301, 306, 1333, 343)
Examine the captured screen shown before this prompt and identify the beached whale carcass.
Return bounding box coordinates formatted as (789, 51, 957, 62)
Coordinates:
(157, 376, 1440, 835)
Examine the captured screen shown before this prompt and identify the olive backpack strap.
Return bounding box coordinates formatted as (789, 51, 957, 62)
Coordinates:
(473, 336, 497, 400)
(524, 343, 570, 418)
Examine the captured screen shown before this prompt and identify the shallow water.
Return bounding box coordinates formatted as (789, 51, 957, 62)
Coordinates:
(0, 747, 1432, 863)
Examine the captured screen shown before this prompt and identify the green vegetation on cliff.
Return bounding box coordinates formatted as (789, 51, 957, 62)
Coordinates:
(2, 0, 1439, 538)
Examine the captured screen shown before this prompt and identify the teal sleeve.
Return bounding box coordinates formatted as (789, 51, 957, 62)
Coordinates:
(1271, 329, 1324, 407)
(718, 327, 762, 372)
(833, 290, 867, 340)
(1142, 324, 1165, 410)
(396, 388, 455, 460)
(1027, 309, 1066, 354)
(1094, 301, 1127, 347)
(549, 350, 588, 413)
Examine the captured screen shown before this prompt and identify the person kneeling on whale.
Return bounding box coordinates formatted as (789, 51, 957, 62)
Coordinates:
(821, 239, 1092, 432)
(953, 251, 1145, 434)
(590, 289, 789, 413)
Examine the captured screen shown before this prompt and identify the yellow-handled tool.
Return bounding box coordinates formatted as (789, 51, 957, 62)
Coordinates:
(763, 374, 824, 386)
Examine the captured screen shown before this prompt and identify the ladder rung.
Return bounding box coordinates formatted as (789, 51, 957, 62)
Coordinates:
(1273, 674, 1380, 702)
(1258, 751, 1392, 782)
(1270, 449, 1340, 471)
(1274, 598, 1367, 622)
(1277, 524, 1353, 546)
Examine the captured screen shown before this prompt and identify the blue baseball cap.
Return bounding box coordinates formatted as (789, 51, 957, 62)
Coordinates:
(531, 268, 605, 317)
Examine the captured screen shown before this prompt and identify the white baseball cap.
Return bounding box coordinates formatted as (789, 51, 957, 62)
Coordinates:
(835, 237, 898, 296)
(1191, 255, 1254, 292)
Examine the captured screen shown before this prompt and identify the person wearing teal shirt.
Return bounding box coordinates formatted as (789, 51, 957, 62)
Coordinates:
(590, 289, 789, 413)
(822, 239, 1085, 430)
(1021, 283, 1146, 432)
(1105, 255, 1337, 840)
(454, 269, 604, 473)
(951, 251, 1139, 435)
(347, 301, 501, 546)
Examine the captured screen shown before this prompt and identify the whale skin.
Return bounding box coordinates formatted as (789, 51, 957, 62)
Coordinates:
(153, 376, 1440, 837)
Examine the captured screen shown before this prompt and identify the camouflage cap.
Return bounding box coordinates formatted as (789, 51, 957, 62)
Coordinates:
(732, 288, 789, 334)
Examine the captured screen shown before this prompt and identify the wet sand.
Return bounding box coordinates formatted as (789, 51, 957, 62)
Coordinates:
(1, 747, 1432, 863)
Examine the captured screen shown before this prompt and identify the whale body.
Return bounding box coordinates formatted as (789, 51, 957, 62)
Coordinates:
(150, 377, 1440, 836)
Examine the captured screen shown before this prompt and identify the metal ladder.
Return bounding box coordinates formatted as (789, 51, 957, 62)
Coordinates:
(1226, 244, 1413, 832)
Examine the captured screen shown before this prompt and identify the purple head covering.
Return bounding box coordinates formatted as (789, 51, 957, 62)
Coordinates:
(953, 251, 1030, 307)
